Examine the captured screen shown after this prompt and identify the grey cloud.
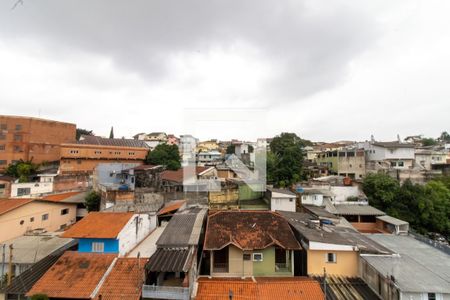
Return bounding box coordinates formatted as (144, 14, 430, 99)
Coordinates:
(0, 0, 378, 102)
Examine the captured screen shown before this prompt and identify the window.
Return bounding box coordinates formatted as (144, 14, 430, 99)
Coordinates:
(30, 217, 34, 222)
(13, 145, 21, 152)
(398, 161, 404, 167)
(19, 220, 24, 225)
(0, 124, 6, 130)
(289, 198, 293, 202)
(42, 213, 49, 221)
(253, 253, 263, 262)
(92, 242, 105, 253)
(0, 160, 6, 165)
(13, 134, 22, 141)
(15, 124, 22, 131)
(213, 247, 229, 272)
(94, 150, 102, 154)
(17, 187, 31, 196)
(275, 247, 287, 269)
(0, 144, 5, 150)
(69, 150, 79, 154)
(390, 161, 397, 167)
(361, 215, 376, 223)
(243, 253, 251, 261)
(326, 253, 336, 263)
(0, 134, 5, 140)
(428, 293, 436, 300)
(347, 151, 355, 157)
(61, 208, 69, 215)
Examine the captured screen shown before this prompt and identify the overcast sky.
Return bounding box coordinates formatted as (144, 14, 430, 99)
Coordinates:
(0, 0, 449, 141)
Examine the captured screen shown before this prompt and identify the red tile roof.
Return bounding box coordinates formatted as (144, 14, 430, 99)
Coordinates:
(94, 257, 148, 300)
(62, 212, 134, 239)
(0, 198, 34, 216)
(42, 191, 83, 202)
(161, 167, 208, 183)
(196, 277, 324, 300)
(204, 211, 301, 250)
(157, 200, 186, 215)
(27, 251, 116, 299)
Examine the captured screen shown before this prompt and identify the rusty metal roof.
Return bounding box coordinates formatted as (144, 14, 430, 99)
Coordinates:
(146, 248, 192, 272)
(204, 211, 301, 251)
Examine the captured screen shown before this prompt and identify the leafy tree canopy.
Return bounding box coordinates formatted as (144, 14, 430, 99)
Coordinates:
(5, 160, 39, 183)
(31, 294, 49, 300)
(76, 128, 94, 141)
(85, 190, 101, 212)
(420, 137, 438, 146)
(438, 131, 450, 142)
(145, 143, 181, 170)
(226, 144, 235, 155)
(268, 133, 307, 187)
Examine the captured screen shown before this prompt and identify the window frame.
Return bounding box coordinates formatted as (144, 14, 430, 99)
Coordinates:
(252, 253, 264, 262)
(42, 213, 49, 221)
(92, 242, 105, 253)
(326, 252, 337, 263)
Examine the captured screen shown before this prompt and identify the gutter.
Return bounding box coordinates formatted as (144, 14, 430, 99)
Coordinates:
(90, 257, 118, 299)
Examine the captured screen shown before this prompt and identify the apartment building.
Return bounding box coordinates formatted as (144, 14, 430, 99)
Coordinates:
(0, 115, 76, 171)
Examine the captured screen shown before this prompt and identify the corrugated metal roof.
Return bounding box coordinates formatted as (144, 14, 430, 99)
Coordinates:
(302, 205, 339, 219)
(334, 204, 385, 216)
(365, 234, 450, 293)
(376, 215, 408, 226)
(156, 208, 206, 247)
(78, 135, 150, 148)
(146, 248, 191, 272)
(312, 276, 381, 300)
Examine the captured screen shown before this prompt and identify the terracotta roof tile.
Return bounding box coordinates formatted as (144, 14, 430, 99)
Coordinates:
(0, 198, 34, 216)
(27, 251, 116, 299)
(157, 200, 186, 215)
(62, 212, 134, 239)
(42, 191, 83, 202)
(204, 211, 301, 250)
(94, 257, 148, 300)
(196, 277, 324, 300)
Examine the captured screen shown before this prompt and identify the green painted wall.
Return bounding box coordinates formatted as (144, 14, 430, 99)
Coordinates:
(252, 247, 292, 276)
(238, 183, 264, 200)
(317, 156, 338, 173)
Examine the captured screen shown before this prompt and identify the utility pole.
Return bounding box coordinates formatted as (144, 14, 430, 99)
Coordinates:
(323, 267, 327, 300)
(7, 244, 13, 286)
(1, 244, 5, 288)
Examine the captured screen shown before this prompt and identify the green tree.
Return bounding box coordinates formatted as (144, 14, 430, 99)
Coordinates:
(362, 173, 400, 211)
(5, 160, 39, 183)
(145, 143, 181, 170)
(31, 294, 49, 300)
(226, 144, 235, 154)
(85, 190, 101, 212)
(76, 128, 94, 140)
(109, 126, 114, 139)
(268, 133, 306, 187)
(438, 131, 450, 142)
(420, 137, 438, 146)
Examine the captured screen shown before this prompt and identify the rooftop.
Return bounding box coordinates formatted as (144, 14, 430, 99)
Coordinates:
(302, 204, 339, 220)
(156, 207, 207, 247)
(41, 191, 86, 203)
(371, 141, 415, 149)
(161, 166, 208, 183)
(146, 248, 192, 272)
(27, 251, 117, 299)
(127, 225, 166, 258)
(196, 277, 325, 300)
(334, 204, 385, 216)
(204, 211, 301, 251)
(267, 187, 296, 197)
(157, 200, 186, 216)
(2, 234, 76, 264)
(78, 135, 150, 148)
(94, 257, 148, 300)
(0, 198, 34, 215)
(62, 212, 134, 239)
(376, 215, 409, 226)
(364, 234, 450, 293)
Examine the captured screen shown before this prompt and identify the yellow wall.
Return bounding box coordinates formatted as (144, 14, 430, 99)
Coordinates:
(211, 245, 253, 277)
(0, 201, 77, 242)
(307, 250, 359, 276)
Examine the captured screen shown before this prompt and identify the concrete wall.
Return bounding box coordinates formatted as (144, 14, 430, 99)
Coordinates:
(252, 247, 292, 277)
(0, 201, 77, 242)
(53, 174, 90, 192)
(11, 182, 53, 198)
(117, 213, 157, 256)
(270, 197, 296, 212)
(329, 186, 360, 203)
(307, 249, 359, 276)
(301, 194, 324, 206)
(0, 179, 12, 198)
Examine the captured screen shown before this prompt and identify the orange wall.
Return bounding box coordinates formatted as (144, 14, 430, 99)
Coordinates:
(307, 250, 359, 276)
(0, 200, 77, 242)
(60, 144, 148, 173)
(0, 115, 76, 169)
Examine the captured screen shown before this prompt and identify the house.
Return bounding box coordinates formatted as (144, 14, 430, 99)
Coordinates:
(0, 198, 77, 242)
(197, 140, 219, 152)
(59, 135, 150, 174)
(361, 234, 450, 300)
(42, 191, 89, 220)
(414, 148, 448, 170)
(160, 166, 217, 192)
(62, 212, 157, 256)
(195, 277, 325, 300)
(0, 232, 76, 277)
(27, 251, 117, 300)
(299, 187, 335, 206)
(197, 150, 223, 166)
(266, 187, 297, 212)
(359, 139, 415, 170)
(167, 134, 179, 145)
(278, 211, 392, 277)
(0, 115, 76, 171)
(203, 211, 301, 278)
(0, 175, 14, 198)
(316, 149, 366, 179)
(333, 204, 386, 233)
(143, 207, 207, 300)
(10, 180, 53, 198)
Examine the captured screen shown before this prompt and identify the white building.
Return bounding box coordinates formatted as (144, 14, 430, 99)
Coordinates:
(266, 188, 297, 212)
(359, 141, 415, 169)
(414, 148, 448, 170)
(197, 150, 223, 166)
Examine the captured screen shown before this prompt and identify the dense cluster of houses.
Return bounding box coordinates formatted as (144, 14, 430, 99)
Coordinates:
(0, 114, 449, 300)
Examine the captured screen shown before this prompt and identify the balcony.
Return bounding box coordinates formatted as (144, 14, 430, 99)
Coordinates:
(142, 285, 190, 300)
(275, 262, 291, 272)
(213, 263, 228, 273)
